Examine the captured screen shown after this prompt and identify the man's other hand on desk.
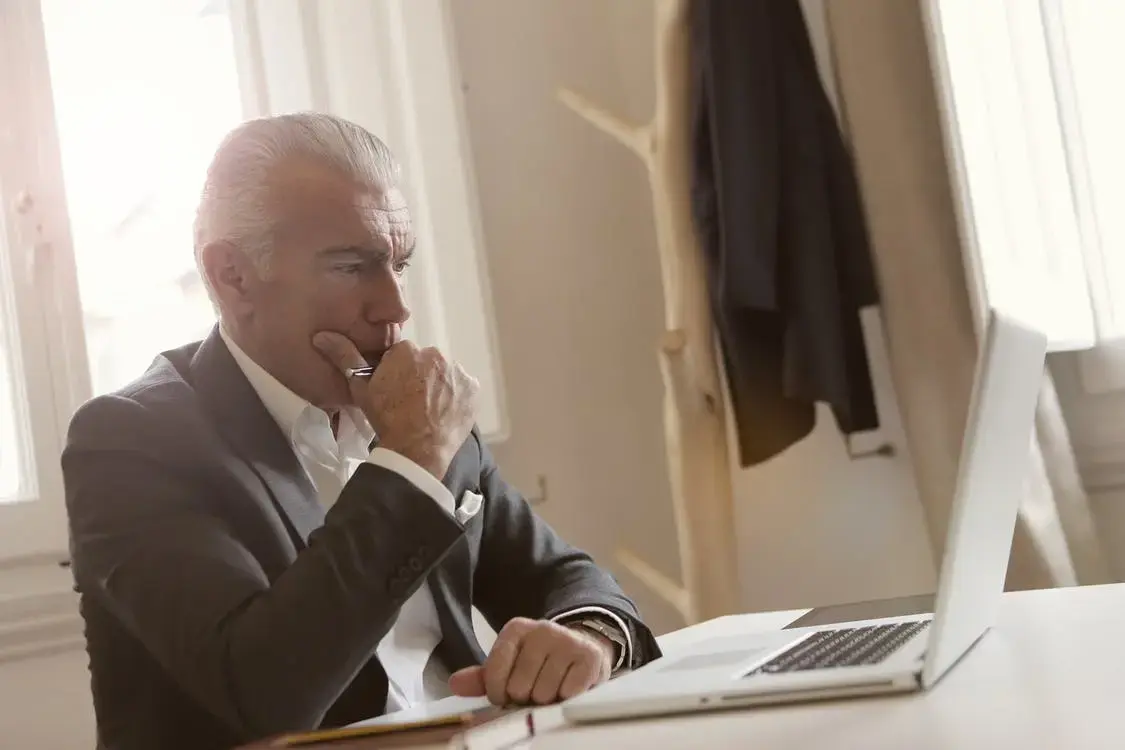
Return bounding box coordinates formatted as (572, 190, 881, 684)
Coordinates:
(448, 618, 615, 705)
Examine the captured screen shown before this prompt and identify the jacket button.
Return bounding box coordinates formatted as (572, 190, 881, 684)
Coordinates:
(398, 565, 410, 579)
(408, 556, 423, 572)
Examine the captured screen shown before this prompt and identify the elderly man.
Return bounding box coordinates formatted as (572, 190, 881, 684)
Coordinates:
(62, 112, 659, 750)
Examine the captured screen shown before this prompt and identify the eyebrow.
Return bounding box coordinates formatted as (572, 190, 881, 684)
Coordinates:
(317, 242, 415, 262)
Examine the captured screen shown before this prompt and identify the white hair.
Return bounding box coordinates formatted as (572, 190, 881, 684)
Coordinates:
(192, 111, 401, 307)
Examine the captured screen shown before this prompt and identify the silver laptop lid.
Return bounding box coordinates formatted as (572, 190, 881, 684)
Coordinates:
(920, 307, 1048, 687)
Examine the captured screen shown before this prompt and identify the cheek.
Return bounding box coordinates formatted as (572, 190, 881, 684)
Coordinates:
(309, 278, 367, 328)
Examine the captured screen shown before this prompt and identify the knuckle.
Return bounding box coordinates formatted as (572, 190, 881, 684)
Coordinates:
(379, 349, 404, 369)
(508, 616, 535, 632)
(526, 625, 558, 650)
(508, 680, 531, 704)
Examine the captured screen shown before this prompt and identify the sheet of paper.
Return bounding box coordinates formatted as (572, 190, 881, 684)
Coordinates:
(347, 694, 495, 729)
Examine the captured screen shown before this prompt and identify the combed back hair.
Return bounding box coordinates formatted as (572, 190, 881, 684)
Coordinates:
(192, 112, 401, 306)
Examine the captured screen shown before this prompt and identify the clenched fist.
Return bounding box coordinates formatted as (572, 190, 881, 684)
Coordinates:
(313, 332, 479, 479)
(448, 618, 615, 706)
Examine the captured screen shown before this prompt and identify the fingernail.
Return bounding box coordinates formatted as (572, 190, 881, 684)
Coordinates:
(311, 332, 332, 350)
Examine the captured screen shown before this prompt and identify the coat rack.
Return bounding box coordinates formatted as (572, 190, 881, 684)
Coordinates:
(556, 0, 740, 625)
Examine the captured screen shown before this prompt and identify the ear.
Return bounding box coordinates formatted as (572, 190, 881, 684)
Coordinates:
(199, 241, 259, 318)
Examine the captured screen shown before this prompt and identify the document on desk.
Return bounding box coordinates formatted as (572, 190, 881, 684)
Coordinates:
(251, 695, 564, 749)
(348, 695, 496, 729)
(352, 696, 566, 750)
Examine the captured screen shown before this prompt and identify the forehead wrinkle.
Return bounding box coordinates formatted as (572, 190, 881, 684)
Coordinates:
(357, 201, 414, 249)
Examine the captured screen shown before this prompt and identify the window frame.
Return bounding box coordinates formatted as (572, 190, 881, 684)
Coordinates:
(0, 0, 91, 562)
(924, 0, 1125, 385)
(923, 0, 1125, 492)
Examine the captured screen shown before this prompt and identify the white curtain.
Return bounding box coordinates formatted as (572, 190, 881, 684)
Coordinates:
(924, 0, 1120, 586)
(1045, 0, 1125, 394)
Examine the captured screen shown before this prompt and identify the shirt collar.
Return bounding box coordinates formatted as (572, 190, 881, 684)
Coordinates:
(218, 325, 376, 457)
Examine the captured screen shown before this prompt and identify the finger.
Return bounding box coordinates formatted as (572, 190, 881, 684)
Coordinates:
(312, 331, 368, 373)
(485, 619, 532, 706)
(557, 656, 600, 700)
(504, 626, 557, 704)
(453, 361, 479, 391)
(530, 650, 576, 705)
(448, 665, 486, 697)
(485, 640, 521, 706)
(384, 338, 419, 359)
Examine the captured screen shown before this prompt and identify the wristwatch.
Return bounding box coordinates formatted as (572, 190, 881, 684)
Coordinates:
(570, 616, 628, 672)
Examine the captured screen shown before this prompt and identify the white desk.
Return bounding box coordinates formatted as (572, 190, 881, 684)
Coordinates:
(532, 584, 1125, 750)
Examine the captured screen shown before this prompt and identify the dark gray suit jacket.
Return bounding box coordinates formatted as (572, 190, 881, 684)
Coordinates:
(689, 0, 880, 466)
(62, 329, 659, 750)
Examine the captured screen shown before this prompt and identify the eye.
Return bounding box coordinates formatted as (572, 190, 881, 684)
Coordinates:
(335, 263, 363, 276)
(393, 260, 411, 275)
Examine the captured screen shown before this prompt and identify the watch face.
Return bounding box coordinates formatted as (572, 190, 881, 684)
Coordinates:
(570, 619, 627, 672)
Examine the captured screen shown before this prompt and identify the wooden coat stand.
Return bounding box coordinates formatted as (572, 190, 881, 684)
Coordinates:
(556, 0, 740, 625)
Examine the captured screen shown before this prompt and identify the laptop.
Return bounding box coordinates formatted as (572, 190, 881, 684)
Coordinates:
(564, 307, 1048, 723)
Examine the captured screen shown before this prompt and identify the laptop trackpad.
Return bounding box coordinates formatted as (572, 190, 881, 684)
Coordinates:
(656, 633, 804, 677)
(662, 649, 770, 673)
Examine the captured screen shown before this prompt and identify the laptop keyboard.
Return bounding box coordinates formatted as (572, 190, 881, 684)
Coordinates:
(749, 620, 930, 675)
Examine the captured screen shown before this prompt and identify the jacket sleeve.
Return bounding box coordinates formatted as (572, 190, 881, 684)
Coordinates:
(468, 432, 662, 670)
(63, 394, 465, 740)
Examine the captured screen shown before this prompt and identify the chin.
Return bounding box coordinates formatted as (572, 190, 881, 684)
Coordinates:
(311, 368, 355, 410)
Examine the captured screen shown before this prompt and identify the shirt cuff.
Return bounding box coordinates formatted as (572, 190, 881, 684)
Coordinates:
(368, 447, 456, 517)
(551, 606, 634, 672)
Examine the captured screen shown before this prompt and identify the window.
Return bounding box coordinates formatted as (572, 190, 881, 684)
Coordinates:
(41, 0, 240, 398)
(1049, 0, 1125, 393)
(1053, 0, 1125, 339)
(923, 0, 1125, 390)
(0, 0, 504, 568)
(1, 266, 29, 504)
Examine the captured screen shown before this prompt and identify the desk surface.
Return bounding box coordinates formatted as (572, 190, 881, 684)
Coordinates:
(531, 584, 1125, 750)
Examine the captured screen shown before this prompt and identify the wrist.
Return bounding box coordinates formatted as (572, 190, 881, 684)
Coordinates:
(379, 442, 446, 480)
(567, 622, 620, 669)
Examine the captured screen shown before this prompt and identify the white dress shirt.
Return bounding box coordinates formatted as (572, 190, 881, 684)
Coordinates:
(219, 328, 633, 714)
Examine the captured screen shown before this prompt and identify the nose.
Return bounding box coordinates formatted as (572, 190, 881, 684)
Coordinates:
(365, 270, 411, 328)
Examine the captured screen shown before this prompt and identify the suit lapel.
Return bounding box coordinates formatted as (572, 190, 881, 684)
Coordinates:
(190, 327, 324, 545)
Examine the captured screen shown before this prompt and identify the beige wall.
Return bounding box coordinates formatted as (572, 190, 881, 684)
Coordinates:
(450, 0, 937, 637)
(0, 650, 94, 749)
(1053, 356, 1125, 580)
(449, 0, 683, 633)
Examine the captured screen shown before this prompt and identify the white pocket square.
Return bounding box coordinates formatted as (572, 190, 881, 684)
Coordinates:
(455, 490, 483, 524)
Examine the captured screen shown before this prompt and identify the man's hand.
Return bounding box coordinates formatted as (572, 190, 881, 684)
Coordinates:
(448, 618, 614, 706)
(313, 332, 478, 480)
